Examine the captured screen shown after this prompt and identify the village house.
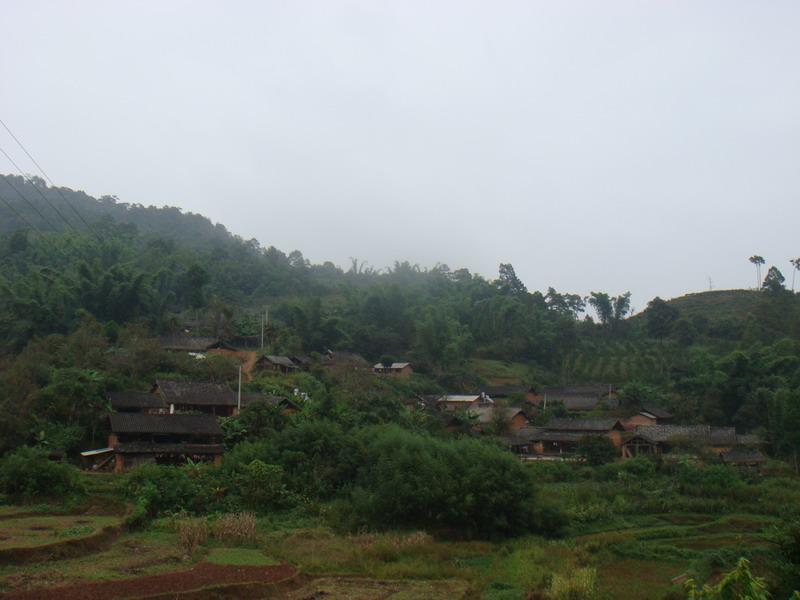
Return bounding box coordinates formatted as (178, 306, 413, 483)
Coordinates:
(621, 424, 758, 459)
(107, 391, 167, 414)
(290, 355, 312, 370)
(623, 406, 674, 430)
(527, 385, 618, 412)
(152, 380, 240, 417)
(106, 413, 223, 472)
(471, 405, 529, 432)
(159, 335, 236, 354)
(373, 362, 413, 377)
(436, 393, 493, 412)
(255, 355, 298, 374)
(518, 417, 626, 456)
(720, 448, 767, 472)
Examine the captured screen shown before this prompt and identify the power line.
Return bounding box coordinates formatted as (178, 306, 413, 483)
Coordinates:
(0, 190, 44, 236)
(0, 118, 103, 242)
(0, 144, 79, 234)
(0, 169, 61, 232)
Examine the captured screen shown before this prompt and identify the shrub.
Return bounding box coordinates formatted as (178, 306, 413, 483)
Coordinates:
(0, 446, 84, 502)
(549, 567, 597, 600)
(577, 436, 618, 466)
(124, 463, 203, 517)
(211, 512, 258, 545)
(234, 460, 295, 511)
(177, 518, 208, 557)
(339, 425, 563, 539)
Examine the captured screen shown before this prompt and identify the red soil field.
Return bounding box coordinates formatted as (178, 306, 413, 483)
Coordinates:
(2, 562, 297, 600)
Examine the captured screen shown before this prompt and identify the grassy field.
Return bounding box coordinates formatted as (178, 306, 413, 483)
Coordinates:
(0, 466, 796, 599)
(0, 515, 119, 549)
(468, 359, 531, 384)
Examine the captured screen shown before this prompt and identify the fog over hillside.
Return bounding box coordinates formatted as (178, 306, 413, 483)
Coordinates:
(2, 1, 799, 308)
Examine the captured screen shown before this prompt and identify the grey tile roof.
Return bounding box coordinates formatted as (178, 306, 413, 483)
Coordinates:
(471, 406, 527, 424)
(159, 336, 225, 352)
(720, 448, 766, 463)
(634, 425, 737, 445)
(545, 417, 623, 432)
(110, 413, 223, 435)
(640, 406, 673, 419)
(108, 391, 166, 410)
(262, 355, 297, 368)
(155, 380, 237, 406)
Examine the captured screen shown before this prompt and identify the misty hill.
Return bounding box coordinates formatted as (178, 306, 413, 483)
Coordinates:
(0, 174, 234, 249)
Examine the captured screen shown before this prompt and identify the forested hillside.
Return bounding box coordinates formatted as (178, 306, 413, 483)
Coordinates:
(2, 175, 800, 455)
(2, 176, 800, 597)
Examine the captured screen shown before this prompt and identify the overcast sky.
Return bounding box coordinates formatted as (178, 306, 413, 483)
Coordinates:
(2, 1, 799, 309)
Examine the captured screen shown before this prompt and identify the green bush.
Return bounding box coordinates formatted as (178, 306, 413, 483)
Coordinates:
(0, 446, 84, 502)
(577, 436, 617, 466)
(338, 425, 564, 539)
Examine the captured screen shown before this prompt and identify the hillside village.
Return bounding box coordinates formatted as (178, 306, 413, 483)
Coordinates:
(1, 177, 799, 598)
(82, 334, 767, 475)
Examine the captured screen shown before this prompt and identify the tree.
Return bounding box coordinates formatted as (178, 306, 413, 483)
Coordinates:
(495, 263, 527, 295)
(645, 297, 679, 340)
(749, 255, 765, 289)
(577, 436, 617, 465)
(790, 258, 800, 293)
(613, 292, 632, 321)
(762, 266, 787, 295)
(588, 292, 613, 325)
(685, 558, 771, 600)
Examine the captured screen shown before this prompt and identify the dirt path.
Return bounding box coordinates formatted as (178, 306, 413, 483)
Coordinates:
(208, 350, 258, 382)
(1, 563, 297, 600)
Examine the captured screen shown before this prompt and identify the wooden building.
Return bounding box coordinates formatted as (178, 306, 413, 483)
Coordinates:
(623, 406, 674, 430)
(527, 417, 626, 456)
(256, 355, 298, 374)
(107, 413, 223, 472)
(373, 362, 413, 377)
(621, 425, 744, 459)
(107, 391, 167, 414)
(472, 405, 529, 432)
(159, 336, 235, 353)
(436, 393, 493, 412)
(152, 380, 239, 417)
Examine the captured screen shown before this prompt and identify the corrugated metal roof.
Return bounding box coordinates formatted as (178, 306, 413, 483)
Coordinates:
(109, 413, 222, 435)
(437, 394, 483, 403)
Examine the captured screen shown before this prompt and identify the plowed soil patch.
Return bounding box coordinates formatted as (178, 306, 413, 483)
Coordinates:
(2, 562, 297, 600)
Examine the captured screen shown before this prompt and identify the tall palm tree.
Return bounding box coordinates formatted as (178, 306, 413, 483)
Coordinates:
(791, 258, 800, 293)
(749, 255, 765, 289)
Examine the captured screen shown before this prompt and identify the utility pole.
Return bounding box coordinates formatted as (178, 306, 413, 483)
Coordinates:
(237, 365, 242, 412)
